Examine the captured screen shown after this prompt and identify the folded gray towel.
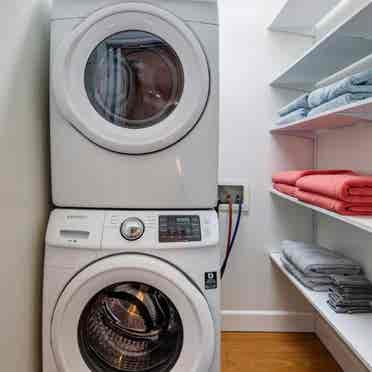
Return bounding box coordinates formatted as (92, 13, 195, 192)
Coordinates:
(329, 291, 372, 306)
(278, 94, 309, 117)
(281, 255, 332, 292)
(281, 240, 362, 276)
(330, 274, 372, 289)
(329, 285, 372, 296)
(327, 300, 372, 314)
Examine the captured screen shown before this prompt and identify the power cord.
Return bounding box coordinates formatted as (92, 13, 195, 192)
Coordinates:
(221, 196, 243, 278)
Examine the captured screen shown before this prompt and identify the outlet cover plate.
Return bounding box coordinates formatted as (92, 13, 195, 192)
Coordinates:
(218, 184, 244, 204)
(218, 182, 249, 215)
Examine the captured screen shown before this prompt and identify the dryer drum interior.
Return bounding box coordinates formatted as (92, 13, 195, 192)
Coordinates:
(78, 282, 184, 372)
(85, 30, 185, 130)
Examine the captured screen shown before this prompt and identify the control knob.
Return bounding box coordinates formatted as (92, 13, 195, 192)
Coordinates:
(120, 218, 145, 241)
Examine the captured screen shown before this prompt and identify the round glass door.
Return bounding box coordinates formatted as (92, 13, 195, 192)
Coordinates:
(85, 31, 184, 130)
(52, 3, 210, 154)
(78, 282, 183, 372)
(51, 254, 215, 372)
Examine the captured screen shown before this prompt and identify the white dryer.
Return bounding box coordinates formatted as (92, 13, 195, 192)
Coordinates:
(43, 209, 220, 372)
(50, 0, 219, 209)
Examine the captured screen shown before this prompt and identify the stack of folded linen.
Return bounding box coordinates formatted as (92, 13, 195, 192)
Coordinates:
(328, 275, 372, 314)
(296, 173, 372, 216)
(272, 169, 372, 216)
(307, 70, 372, 117)
(276, 70, 372, 125)
(276, 94, 309, 126)
(272, 169, 350, 198)
(280, 240, 362, 292)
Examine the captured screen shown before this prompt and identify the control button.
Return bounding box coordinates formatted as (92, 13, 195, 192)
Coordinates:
(120, 218, 145, 241)
(110, 215, 120, 224)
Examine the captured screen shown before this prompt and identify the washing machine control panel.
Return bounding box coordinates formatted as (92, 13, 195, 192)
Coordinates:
(46, 210, 218, 250)
(159, 215, 201, 243)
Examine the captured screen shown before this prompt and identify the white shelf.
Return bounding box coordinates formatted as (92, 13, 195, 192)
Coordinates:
(271, 96, 372, 138)
(270, 2, 372, 91)
(271, 188, 372, 234)
(270, 252, 372, 371)
(269, 0, 341, 36)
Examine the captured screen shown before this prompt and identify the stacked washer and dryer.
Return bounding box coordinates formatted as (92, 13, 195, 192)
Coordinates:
(44, 1, 220, 372)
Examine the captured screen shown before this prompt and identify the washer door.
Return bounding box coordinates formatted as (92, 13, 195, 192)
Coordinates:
(52, 3, 210, 154)
(51, 254, 215, 372)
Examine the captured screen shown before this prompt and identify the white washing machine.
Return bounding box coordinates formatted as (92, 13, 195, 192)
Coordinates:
(43, 209, 220, 372)
(50, 0, 219, 209)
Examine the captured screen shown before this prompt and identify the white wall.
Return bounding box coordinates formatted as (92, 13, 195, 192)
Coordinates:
(218, 0, 372, 333)
(219, 0, 317, 331)
(316, 123, 372, 282)
(0, 1, 50, 371)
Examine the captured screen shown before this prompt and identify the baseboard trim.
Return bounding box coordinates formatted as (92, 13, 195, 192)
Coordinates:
(222, 310, 315, 332)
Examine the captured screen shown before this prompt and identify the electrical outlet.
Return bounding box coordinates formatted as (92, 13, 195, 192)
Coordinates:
(218, 185, 244, 204)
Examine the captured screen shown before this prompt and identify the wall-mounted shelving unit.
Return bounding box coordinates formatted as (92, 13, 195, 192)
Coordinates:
(270, 253, 372, 371)
(270, 2, 372, 369)
(270, 1, 372, 91)
(271, 188, 372, 234)
(271, 96, 372, 138)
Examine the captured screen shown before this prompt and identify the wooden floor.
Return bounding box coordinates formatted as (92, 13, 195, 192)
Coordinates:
(222, 333, 343, 372)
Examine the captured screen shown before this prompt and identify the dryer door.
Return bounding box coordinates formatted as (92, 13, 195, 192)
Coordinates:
(51, 254, 215, 372)
(52, 3, 210, 154)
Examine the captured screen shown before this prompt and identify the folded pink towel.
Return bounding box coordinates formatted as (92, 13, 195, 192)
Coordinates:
(296, 189, 372, 216)
(272, 169, 352, 186)
(273, 183, 298, 197)
(296, 173, 372, 204)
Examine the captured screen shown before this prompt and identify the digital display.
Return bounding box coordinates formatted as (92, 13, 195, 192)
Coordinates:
(159, 215, 201, 243)
(175, 217, 191, 223)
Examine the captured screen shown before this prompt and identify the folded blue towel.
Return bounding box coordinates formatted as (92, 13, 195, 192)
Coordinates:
(308, 70, 372, 108)
(308, 93, 372, 117)
(276, 108, 308, 126)
(278, 94, 309, 117)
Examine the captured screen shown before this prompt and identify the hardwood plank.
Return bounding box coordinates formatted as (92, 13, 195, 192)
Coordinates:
(222, 332, 343, 372)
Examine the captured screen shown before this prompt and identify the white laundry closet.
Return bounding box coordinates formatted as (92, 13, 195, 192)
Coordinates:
(2, 0, 372, 372)
(220, 0, 372, 371)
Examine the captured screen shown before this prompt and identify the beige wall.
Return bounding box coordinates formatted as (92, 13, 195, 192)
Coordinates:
(0, 1, 50, 371)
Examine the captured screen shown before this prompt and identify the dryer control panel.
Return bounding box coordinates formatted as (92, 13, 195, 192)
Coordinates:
(159, 215, 201, 243)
